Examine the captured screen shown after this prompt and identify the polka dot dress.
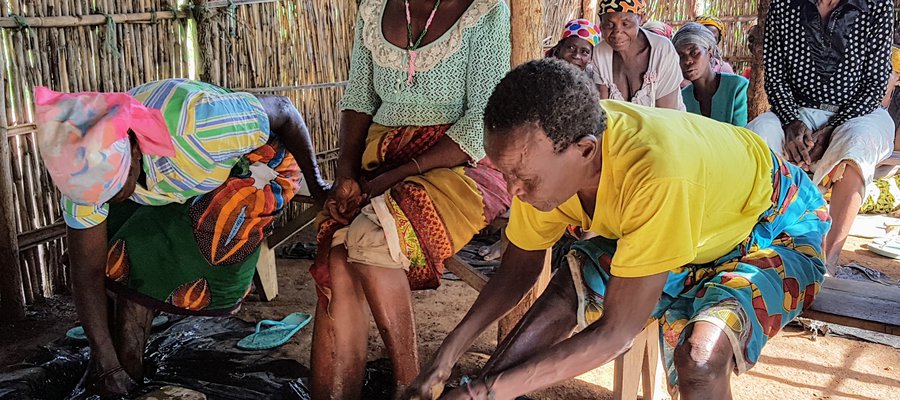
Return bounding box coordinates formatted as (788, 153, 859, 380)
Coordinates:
(763, 0, 893, 126)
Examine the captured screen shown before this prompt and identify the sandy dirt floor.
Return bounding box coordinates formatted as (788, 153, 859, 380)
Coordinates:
(1, 235, 898, 399)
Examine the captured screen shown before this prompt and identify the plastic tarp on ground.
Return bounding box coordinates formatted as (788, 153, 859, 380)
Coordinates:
(0, 316, 395, 400)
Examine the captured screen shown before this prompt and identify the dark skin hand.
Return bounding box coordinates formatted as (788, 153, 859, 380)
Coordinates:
(806, 125, 835, 169)
(441, 273, 668, 400)
(783, 119, 815, 167)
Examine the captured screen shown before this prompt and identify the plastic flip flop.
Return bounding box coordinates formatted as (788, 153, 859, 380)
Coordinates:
(66, 315, 170, 341)
(236, 312, 312, 350)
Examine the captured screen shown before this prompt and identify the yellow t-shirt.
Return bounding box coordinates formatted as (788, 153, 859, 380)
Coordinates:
(506, 100, 775, 277)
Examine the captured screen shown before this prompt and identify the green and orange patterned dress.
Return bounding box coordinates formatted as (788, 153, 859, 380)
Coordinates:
(66, 79, 301, 315)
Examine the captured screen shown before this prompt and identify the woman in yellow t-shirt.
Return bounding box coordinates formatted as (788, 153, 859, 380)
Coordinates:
(406, 59, 830, 400)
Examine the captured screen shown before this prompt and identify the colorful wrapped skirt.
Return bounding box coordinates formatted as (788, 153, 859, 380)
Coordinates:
(312, 124, 510, 302)
(103, 137, 300, 315)
(567, 152, 830, 390)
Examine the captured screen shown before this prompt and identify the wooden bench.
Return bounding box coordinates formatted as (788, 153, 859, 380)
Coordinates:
(802, 277, 900, 336)
(253, 195, 319, 301)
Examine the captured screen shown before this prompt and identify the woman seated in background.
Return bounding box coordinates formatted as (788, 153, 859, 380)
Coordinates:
(674, 22, 749, 126)
(694, 15, 735, 73)
(35, 79, 328, 398)
(642, 20, 673, 40)
(546, 18, 602, 76)
(592, 0, 685, 110)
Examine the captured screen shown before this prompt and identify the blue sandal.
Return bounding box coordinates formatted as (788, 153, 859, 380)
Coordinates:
(237, 312, 312, 350)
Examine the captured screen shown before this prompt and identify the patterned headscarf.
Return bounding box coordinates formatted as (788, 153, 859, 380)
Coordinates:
(561, 19, 602, 46)
(643, 20, 673, 39)
(598, 0, 648, 16)
(34, 86, 175, 205)
(673, 22, 722, 59)
(694, 15, 726, 43)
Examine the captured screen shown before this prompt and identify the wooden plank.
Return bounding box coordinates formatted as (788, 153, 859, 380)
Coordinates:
(804, 278, 900, 335)
(614, 325, 647, 400)
(267, 205, 318, 249)
(444, 254, 489, 292)
(0, 11, 187, 28)
(253, 241, 278, 301)
(16, 222, 65, 250)
(640, 322, 668, 400)
(234, 81, 349, 93)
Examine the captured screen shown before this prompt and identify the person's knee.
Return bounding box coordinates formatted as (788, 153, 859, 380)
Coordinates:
(746, 112, 785, 149)
(674, 325, 734, 386)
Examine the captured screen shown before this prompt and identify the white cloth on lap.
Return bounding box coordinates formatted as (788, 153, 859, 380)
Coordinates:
(746, 107, 894, 191)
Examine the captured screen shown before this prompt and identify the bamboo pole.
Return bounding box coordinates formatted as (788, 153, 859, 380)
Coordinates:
(0, 130, 25, 319)
(748, 0, 770, 120)
(582, 0, 597, 21)
(0, 11, 187, 28)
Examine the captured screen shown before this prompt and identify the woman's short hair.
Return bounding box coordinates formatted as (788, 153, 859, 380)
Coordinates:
(484, 58, 607, 153)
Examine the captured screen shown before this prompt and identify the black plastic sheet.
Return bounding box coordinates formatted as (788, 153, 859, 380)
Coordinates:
(0, 316, 396, 400)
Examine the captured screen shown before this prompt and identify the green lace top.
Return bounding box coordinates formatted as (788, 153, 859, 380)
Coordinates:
(340, 0, 511, 161)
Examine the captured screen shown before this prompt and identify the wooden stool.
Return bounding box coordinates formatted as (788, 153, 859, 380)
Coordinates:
(253, 196, 319, 301)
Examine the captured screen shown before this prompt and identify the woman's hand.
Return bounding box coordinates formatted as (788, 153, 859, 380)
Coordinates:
(361, 168, 408, 199)
(98, 368, 139, 398)
(783, 120, 814, 167)
(806, 125, 835, 169)
(324, 177, 364, 224)
(404, 360, 453, 400)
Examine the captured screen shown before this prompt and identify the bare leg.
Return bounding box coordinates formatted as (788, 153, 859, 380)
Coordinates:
(355, 264, 419, 388)
(310, 246, 369, 400)
(674, 321, 735, 400)
(111, 297, 154, 380)
(824, 164, 865, 274)
(480, 266, 578, 376)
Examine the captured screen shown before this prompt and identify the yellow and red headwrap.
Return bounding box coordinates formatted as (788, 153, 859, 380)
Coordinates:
(598, 0, 648, 16)
(694, 15, 726, 43)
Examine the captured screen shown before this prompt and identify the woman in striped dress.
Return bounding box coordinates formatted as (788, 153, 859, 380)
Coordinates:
(35, 79, 328, 398)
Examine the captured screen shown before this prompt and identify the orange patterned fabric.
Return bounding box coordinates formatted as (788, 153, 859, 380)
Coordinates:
(190, 138, 300, 266)
(598, 0, 647, 16)
(312, 124, 511, 302)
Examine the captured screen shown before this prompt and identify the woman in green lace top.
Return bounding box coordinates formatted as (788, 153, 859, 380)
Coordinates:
(310, 0, 511, 398)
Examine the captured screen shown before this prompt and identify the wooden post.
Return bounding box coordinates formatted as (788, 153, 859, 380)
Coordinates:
(582, 0, 597, 21)
(509, 0, 542, 67)
(0, 41, 25, 321)
(499, 0, 546, 343)
(748, 0, 770, 120)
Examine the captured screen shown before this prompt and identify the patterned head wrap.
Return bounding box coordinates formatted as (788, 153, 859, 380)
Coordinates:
(34, 86, 175, 205)
(560, 19, 602, 46)
(694, 15, 725, 43)
(598, 0, 648, 16)
(642, 20, 673, 39)
(673, 22, 721, 59)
